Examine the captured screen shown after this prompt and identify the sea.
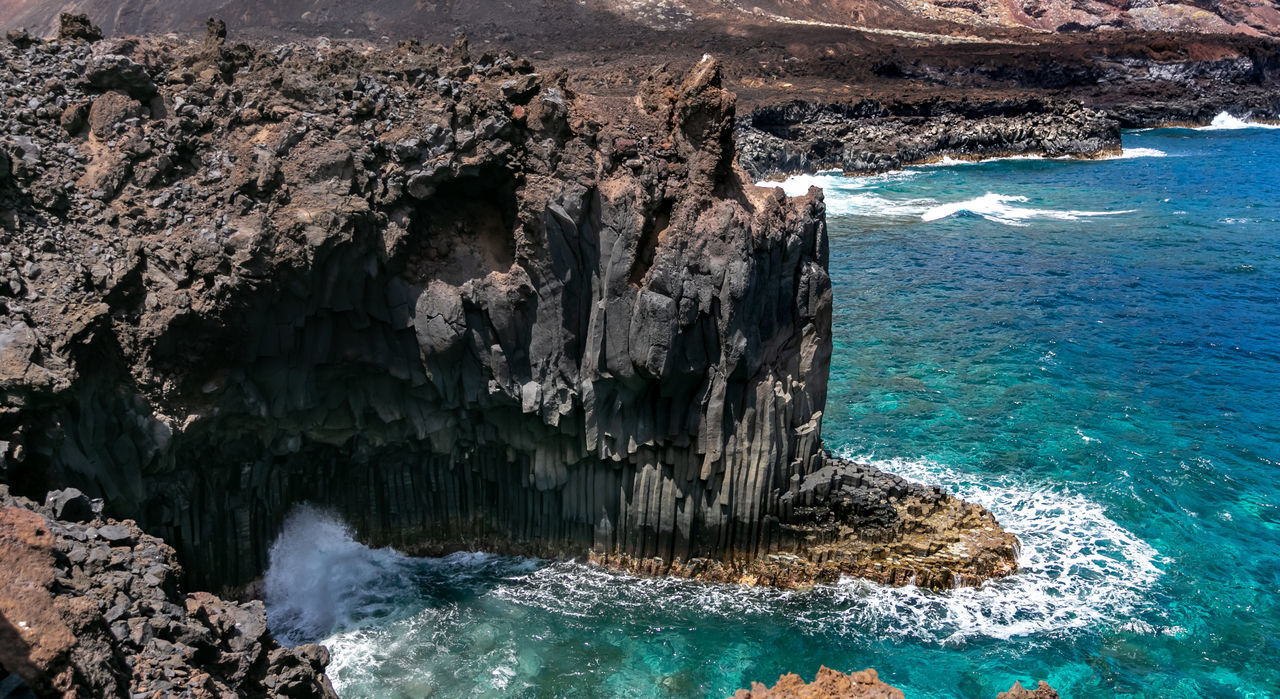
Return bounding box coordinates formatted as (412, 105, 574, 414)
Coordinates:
(263, 114, 1280, 698)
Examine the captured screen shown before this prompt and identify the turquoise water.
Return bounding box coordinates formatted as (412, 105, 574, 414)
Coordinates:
(266, 121, 1280, 697)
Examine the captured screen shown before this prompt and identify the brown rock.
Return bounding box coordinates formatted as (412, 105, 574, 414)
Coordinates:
(733, 667, 906, 698)
(57, 13, 102, 43)
(998, 680, 1061, 699)
(0, 506, 77, 695)
(87, 90, 142, 140)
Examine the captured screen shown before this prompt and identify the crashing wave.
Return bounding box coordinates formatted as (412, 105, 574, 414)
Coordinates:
(1199, 112, 1280, 131)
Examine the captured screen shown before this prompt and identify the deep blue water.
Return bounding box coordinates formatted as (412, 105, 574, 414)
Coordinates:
(265, 121, 1280, 697)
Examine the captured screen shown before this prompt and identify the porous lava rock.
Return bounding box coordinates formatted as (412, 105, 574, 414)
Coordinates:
(0, 486, 335, 698)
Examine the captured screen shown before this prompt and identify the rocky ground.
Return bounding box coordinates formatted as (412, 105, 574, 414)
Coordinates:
(0, 486, 334, 697)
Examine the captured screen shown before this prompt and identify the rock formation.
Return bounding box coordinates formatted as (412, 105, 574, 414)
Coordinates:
(0, 486, 334, 697)
(737, 98, 1120, 179)
(733, 667, 906, 698)
(998, 680, 1061, 699)
(0, 24, 1017, 592)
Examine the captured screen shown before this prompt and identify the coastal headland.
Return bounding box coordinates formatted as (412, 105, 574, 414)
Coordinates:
(0, 5, 1276, 696)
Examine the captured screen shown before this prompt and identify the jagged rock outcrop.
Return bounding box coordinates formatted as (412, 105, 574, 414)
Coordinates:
(733, 667, 905, 699)
(0, 27, 1016, 592)
(0, 486, 334, 697)
(998, 680, 1061, 699)
(737, 98, 1121, 179)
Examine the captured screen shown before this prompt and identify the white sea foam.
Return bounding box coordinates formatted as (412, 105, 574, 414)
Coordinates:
(759, 171, 933, 218)
(486, 456, 1164, 643)
(921, 192, 1135, 226)
(925, 153, 1055, 167)
(811, 455, 1165, 642)
(268, 458, 1164, 690)
(1199, 111, 1280, 131)
(1109, 147, 1168, 159)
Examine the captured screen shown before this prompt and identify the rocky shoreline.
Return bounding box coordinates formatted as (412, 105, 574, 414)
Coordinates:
(737, 98, 1121, 179)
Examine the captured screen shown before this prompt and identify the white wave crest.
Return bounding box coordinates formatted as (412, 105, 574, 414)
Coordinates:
(921, 192, 1135, 226)
(1199, 111, 1280, 131)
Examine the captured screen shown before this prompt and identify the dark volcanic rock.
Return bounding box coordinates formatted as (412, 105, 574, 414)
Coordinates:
(737, 98, 1121, 179)
(0, 33, 1016, 592)
(0, 487, 335, 698)
(56, 13, 101, 43)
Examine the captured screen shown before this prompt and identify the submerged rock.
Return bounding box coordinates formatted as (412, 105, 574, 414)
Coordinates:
(732, 668, 1061, 698)
(733, 667, 905, 698)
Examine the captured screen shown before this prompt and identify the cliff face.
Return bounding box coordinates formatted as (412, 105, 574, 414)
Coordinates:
(0, 26, 1015, 592)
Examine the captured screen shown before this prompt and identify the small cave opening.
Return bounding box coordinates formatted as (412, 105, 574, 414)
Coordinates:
(401, 165, 520, 286)
(629, 198, 673, 287)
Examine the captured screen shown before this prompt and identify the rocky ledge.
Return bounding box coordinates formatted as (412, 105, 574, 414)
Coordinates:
(0, 16, 1016, 596)
(0, 485, 334, 697)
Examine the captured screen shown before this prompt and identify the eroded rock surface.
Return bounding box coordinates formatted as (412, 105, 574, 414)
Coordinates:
(0, 486, 334, 697)
(0, 27, 1016, 592)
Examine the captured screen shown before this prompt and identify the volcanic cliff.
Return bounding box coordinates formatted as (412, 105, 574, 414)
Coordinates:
(0, 20, 1017, 600)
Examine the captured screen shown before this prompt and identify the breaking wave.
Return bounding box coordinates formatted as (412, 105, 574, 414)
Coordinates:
(1199, 111, 1280, 131)
(920, 192, 1135, 226)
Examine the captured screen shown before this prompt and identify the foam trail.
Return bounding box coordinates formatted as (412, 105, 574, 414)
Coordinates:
(488, 454, 1163, 643)
(264, 505, 411, 645)
(1199, 112, 1280, 131)
(921, 192, 1135, 226)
